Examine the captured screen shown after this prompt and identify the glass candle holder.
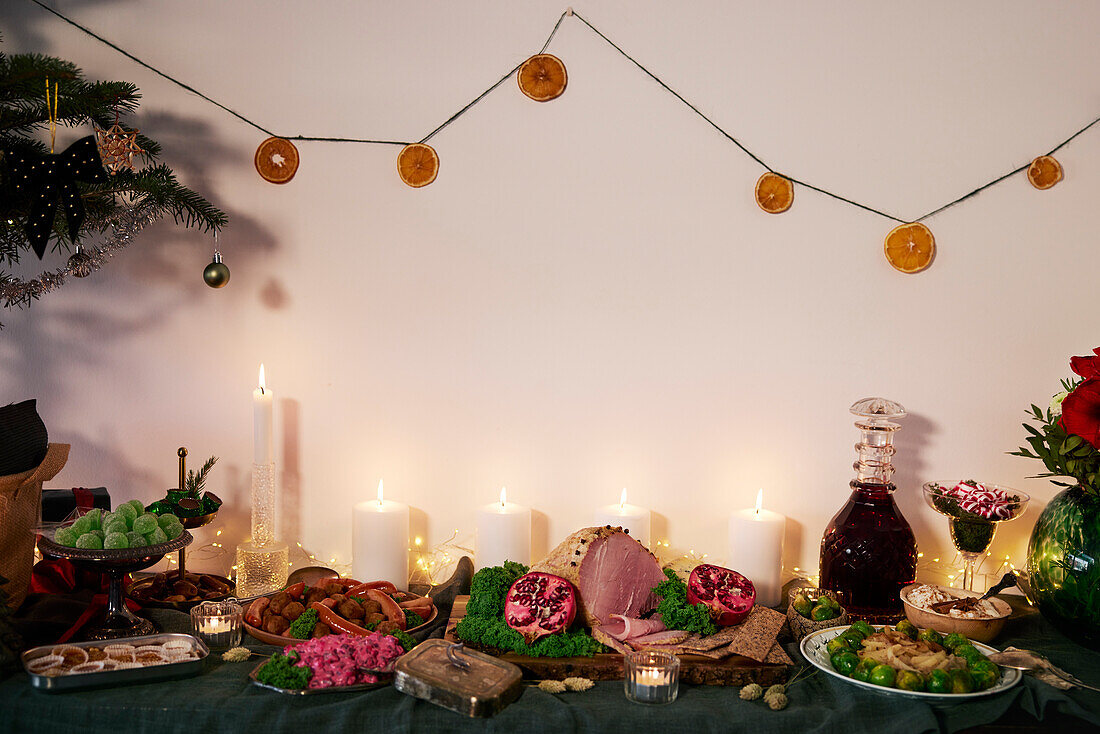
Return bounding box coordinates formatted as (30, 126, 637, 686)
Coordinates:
(624, 650, 680, 705)
(190, 599, 243, 650)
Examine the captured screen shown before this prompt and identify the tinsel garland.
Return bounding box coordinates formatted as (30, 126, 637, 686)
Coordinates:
(1, 206, 160, 308)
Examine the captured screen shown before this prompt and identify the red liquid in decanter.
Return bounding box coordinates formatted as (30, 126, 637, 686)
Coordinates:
(820, 480, 917, 623)
(819, 397, 919, 623)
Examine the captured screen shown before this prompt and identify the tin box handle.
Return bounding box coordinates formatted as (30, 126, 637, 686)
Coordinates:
(446, 643, 472, 671)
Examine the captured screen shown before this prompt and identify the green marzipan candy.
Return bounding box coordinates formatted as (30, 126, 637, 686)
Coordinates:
(132, 514, 158, 535)
(117, 503, 138, 523)
(126, 499, 145, 516)
(103, 532, 129, 549)
(103, 518, 129, 535)
(53, 527, 78, 547)
(146, 527, 168, 545)
(127, 532, 148, 548)
(163, 522, 184, 540)
(75, 533, 103, 550)
(82, 508, 102, 530)
(157, 513, 181, 529)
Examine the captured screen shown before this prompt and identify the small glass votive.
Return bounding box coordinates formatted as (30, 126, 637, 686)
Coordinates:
(624, 650, 680, 705)
(190, 599, 243, 650)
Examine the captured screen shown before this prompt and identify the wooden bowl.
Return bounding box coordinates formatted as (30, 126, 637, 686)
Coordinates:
(900, 583, 1011, 643)
(243, 588, 437, 646)
(786, 587, 848, 642)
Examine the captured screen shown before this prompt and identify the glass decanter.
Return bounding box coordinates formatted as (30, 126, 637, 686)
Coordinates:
(819, 397, 918, 623)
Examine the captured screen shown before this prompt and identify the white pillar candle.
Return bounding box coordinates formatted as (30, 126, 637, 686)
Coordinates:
(593, 488, 651, 549)
(352, 480, 410, 587)
(476, 487, 531, 569)
(252, 363, 274, 465)
(728, 489, 786, 607)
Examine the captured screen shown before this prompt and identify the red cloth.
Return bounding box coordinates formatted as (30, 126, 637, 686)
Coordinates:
(55, 593, 141, 644)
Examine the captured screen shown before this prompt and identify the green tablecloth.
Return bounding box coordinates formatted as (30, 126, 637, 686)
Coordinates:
(2, 601, 1098, 734)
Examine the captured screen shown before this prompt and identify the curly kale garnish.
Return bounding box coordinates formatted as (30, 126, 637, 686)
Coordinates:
(653, 569, 718, 636)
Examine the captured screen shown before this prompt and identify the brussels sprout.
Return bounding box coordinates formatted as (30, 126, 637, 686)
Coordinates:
(896, 619, 919, 639)
(897, 670, 925, 691)
(869, 664, 896, 688)
(949, 669, 974, 693)
(852, 659, 877, 683)
(927, 669, 951, 693)
(918, 628, 944, 647)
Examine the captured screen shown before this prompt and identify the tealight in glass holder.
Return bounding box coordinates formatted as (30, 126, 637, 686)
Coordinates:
(624, 650, 680, 705)
(190, 599, 243, 650)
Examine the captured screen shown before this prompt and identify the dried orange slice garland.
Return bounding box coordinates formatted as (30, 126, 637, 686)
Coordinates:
(254, 137, 299, 184)
(397, 143, 439, 188)
(1027, 155, 1063, 190)
(884, 222, 935, 274)
(755, 173, 794, 214)
(518, 54, 568, 102)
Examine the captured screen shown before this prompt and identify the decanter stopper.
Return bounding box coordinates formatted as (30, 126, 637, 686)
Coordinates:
(850, 397, 906, 483)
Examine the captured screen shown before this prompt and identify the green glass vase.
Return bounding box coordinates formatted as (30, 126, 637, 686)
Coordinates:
(1026, 485, 1100, 649)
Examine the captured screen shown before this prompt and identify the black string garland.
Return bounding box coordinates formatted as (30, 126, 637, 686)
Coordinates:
(26, 0, 1100, 271)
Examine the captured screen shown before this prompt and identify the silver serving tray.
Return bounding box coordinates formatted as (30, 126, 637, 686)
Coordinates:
(248, 659, 391, 695)
(22, 633, 208, 692)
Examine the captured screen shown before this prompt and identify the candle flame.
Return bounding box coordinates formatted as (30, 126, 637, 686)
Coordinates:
(499, 487, 507, 507)
(258, 363, 266, 394)
(619, 488, 627, 511)
(754, 489, 763, 515)
(377, 479, 384, 506)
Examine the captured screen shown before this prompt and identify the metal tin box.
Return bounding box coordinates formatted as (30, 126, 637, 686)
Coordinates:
(22, 633, 208, 692)
(394, 640, 522, 717)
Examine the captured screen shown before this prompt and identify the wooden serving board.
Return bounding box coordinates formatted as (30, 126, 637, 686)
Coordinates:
(445, 596, 790, 687)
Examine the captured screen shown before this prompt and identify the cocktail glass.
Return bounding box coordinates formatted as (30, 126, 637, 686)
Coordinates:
(923, 481, 1029, 592)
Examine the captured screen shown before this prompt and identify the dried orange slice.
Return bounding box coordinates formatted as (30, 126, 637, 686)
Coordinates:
(755, 173, 794, 214)
(1027, 155, 1063, 190)
(397, 143, 439, 188)
(518, 54, 568, 102)
(884, 222, 935, 274)
(254, 137, 299, 184)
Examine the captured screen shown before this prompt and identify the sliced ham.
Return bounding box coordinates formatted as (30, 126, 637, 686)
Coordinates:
(628, 630, 691, 647)
(592, 627, 632, 655)
(601, 614, 666, 641)
(531, 526, 666, 627)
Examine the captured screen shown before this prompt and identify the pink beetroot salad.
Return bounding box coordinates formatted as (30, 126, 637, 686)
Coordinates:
(284, 632, 404, 689)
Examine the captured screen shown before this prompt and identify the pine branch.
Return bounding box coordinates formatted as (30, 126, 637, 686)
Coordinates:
(184, 456, 219, 496)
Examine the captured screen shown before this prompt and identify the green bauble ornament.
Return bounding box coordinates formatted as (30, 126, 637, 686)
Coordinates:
(203, 251, 230, 288)
(1027, 485, 1100, 650)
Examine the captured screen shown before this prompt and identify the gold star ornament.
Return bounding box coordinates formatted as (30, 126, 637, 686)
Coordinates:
(96, 123, 144, 174)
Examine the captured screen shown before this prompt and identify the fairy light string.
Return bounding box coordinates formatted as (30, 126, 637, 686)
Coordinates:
(24, 0, 1100, 225)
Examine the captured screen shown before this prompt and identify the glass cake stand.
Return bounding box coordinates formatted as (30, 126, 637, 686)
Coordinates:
(38, 531, 193, 640)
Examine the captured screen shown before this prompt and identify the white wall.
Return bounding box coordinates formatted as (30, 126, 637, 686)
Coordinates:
(3, 1, 1099, 584)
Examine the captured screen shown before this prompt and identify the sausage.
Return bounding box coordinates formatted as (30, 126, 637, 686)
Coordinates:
(347, 580, 397, 596)
(399, 597, 434, 609)
(281, 601, 306, 621)
(284, 581, 306, 600)
(364, 589, 406, 630)
(308, 601, 373, 637)
(245, 597, 269, 627)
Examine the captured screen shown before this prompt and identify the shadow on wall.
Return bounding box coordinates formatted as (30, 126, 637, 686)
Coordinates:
(892, 411, 937, 553)
(0, 0, 130, 50)
(0, 109, 280, 399)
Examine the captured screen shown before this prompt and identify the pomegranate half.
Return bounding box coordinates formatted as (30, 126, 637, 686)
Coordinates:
(686, 563, 755, 626)
(504, 571, 578, 643)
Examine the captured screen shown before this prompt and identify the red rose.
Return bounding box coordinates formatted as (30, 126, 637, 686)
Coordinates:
(1070, 347, 1100, 379)
(1060, 378, 1100, 449)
